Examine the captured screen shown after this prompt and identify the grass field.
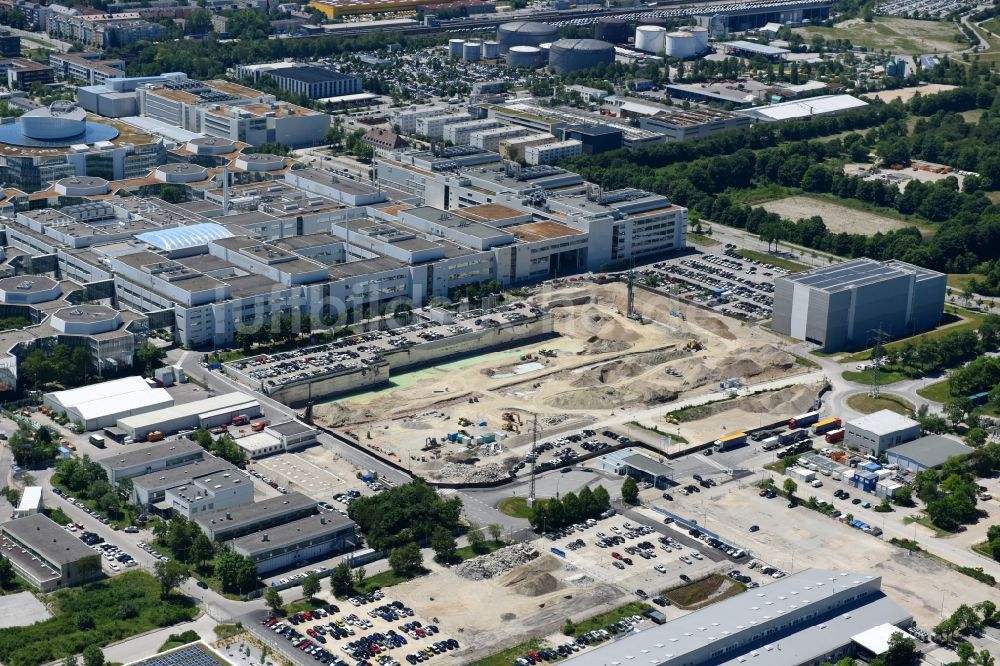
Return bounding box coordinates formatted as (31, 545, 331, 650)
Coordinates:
(735, 249, 810, 273)
(760, 195, 920, 236)
(686, 233, 720, 246)
(664, 574, 745, 610)
(846, 393, 914, 416)
(564, 601, 651, 637)
(917, 379, 952, 403)
(843, 308, 985, 362)
(947, 273, 986, 290)
(794, 17, 967, 55)
(498, 496, 533, 518)
(842, 369, 909, 385)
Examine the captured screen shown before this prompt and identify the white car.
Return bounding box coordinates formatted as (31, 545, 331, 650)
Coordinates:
(690, 551, 703, 560)
(654, 564, 667, 573)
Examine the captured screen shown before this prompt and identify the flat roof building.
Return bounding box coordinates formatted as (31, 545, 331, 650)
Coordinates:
(117, 392, 261, 440)
(844, 410, 921, 455)
(14, 486, 42, 518)
(639, 108, 751, 142)
(229, 513, 358, 574)
(0, 514, 102, 591)
(195, 491, 317, 541)
(130, 457, 237, 508)
(739, 94, 868, 123)
(886, 435, 974, 472)
(97, 439, 205, 483)
(618, 453, 673, 490)
(564, 569, 912, 666)
(771, 258, 946, 352)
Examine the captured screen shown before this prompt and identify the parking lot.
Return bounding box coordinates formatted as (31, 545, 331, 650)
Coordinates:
(259, 590, 459, 666)
(641, 244, 783, 322)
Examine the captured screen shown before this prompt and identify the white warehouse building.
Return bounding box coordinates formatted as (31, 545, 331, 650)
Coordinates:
(44, 376, 175, 431)
(117, 392, 261, 441)
(845, 409, 921, 455)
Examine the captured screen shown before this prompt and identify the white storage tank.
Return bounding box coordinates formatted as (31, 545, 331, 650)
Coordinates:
(635, 25, 666, 54)
(448, 38, 465, 57)
(507, 45, 545, 68)
(482, 40, 500, 59)
(463, 41, 482, 61)
(665, 31, 698, 58)
(685, 26, 709, 53)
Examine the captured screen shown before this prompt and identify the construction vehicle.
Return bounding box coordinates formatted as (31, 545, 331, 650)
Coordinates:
(422, 437, 440, 451)
(457, 417, 472, 427)
(685, 339, 703, 352)
(232, 414, 249, 426)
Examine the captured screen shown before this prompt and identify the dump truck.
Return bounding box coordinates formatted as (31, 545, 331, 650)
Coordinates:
(714, 431, 748, 452)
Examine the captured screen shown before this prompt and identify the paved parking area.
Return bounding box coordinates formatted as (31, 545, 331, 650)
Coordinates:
(249, 451, 350, 499)
(0, 592, 50, 627)
(259, 592, 460, 666)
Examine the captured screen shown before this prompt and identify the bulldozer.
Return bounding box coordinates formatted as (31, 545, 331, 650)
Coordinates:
(457, 417, 472, 427)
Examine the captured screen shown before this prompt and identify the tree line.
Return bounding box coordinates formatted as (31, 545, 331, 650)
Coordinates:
(528, 484, 611, 533)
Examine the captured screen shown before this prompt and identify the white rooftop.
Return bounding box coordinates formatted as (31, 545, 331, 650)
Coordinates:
(851, 623, 917, 655)
(71, 387, 174, 421)
(740, 94, 868, 122)
(848, 409, 919, 436)
(46, 376, 152, 411)
(16, 486, 41, 513)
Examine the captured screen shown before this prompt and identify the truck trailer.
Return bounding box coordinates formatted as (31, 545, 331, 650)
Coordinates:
(825, 428, 845, 443)
(812, 417, 842, 435)
(714, 432, 748, 451)
(788, 411, 820, 429)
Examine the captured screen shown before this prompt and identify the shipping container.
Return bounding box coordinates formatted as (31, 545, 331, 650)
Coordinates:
(824, 428, 845, 443)
(778, 431, 798, 445)
(812, 417, 842, 435)
(788, 411, 820, 429)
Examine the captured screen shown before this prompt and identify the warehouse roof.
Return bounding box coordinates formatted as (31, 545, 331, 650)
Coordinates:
(779, 258, 944, 294)
(46, 375, 151, 410)
(118, 392, 257, 432)
(739, 94, 867, 122)
(270, 66, 357, 84)
(229, 513, 355, 556)
(722, 40, 790, 56)
(70, 388, 174, 422)
(2, 513, 99, 565)
(564, 570, 910, 666)
(848, 409, 919, 436)
(886, 435, 973, 469)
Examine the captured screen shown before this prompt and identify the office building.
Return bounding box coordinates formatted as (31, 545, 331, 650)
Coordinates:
(0, 29, 20, 58)
(50, 52, 125, 85)
(229, 513, 359, 574)
(639, 108, 751, 142)
(195, 492, 317, 541)
(165, 466, 253, 519)
(0, 514, 102, 591)
(562, 124, 623, 155)
(97, 440, 205, 483)
(564, 569, 912, 666)
(525, 139, 582, 165)
(771, 258, 946, 352)
(130, 457, 238, 508)
(844, 410, 921, 455)
(2, 58, 54, 89)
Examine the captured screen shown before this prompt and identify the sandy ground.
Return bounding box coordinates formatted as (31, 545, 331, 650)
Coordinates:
(313, 283, 800, 481)
(759, 195, 916, 235)
(795, 17, 964, 55)
(863, 84, 958, 103)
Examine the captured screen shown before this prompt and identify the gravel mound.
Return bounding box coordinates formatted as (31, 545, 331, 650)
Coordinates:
(454, 543, 539, 581)
(434, 462, 506, 483)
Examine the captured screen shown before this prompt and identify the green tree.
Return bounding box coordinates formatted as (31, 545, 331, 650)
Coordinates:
(82, 646, 104, 666)
(431, 526, 457, 563)
(214, 550, 257, 595)
(388, 543, 423, 577)
(892, 486, 913, 505)
(302, 572, 320, 599)
(265, 587, 282, 612)
(134, 341, 167, 375)
(64, 656, 79, 666)
(190, 533, 215, 569)
(467, 522, 487, 554)
(872, 631, 917, 666)
(592, 485, 611, 511)
(621, 476, 639, 504)
(330, 561, 353, 596)
(0, 556, 14, 589)
(783, 478, 798, 498)
(488, 523, 503, 543)
(957, 642, 975, 664)
(353, 566, 366, 589)
(76, 612, 95, 630)
(158, 184, 186, 204)
(154, 559, 187, 599)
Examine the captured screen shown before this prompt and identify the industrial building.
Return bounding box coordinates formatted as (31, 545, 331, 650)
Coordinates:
(130, 457, 238, 508)
(117, 392, 261, 441)
(739, 94, 868, 122)
(44, 376, 174, 431)
(639, 108, 751, 142)
(259, 65, 362, 100)
(886, 435, 974, 472)
(548, 39, 615, 75)
(166, 466, 253, 519)
(562, 124, 623, 154)
(229, 513, 359, 574)
(771, 258, 947, 352)
(0, 514, 102, 591)
(496, 21, 559, 54)
(616, 453, 673, 490)
(97, 440, 205, 483)
(564, 569, 912, 666)
(14, 486, 42, 518)
(195, 492, 318, 541)
(844, 410, 921, 455)
(232, 420, 318, 459)
(695, 1, 831, 38)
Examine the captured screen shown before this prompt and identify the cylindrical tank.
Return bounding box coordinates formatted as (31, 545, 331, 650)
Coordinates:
(665, 31, 697, 58)
(496, 21, 559, 54)
(635, 25, 666, 53)
(595, 17, 629, 44)
(448, 38, 464, 57)
(482, 40, 500, 59)
(548, 38, 615, 75)
(685, 26, 709, 52)
(507, 45, 545, 68)
(463, 41, 481, 61)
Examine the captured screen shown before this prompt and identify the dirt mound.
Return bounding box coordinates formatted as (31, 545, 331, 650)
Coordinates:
(582, 338, 633, 355)
(569, 359, 646, 387)
(575, 309, 641, 343)
(739, 384, 815, 414)
(544, 381, 677, 410)
(532, 289, 592, 309)
(501, 570, 562, 597)
(698, 316, 736, 340)
(319, 403, 377, 427)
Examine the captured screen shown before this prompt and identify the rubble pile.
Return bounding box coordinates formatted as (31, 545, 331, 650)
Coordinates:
(455, 543, 539, 581)
(435, 462, 506, 483)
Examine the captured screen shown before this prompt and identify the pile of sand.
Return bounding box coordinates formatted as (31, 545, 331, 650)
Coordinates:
(544, 382, 678, 411)
(697, 316, 736, 341)
(319, 403, 377, 427)
(570, 359, 646, 388)
(501, 570, 562, 597)
(581, 338, 633, 355)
